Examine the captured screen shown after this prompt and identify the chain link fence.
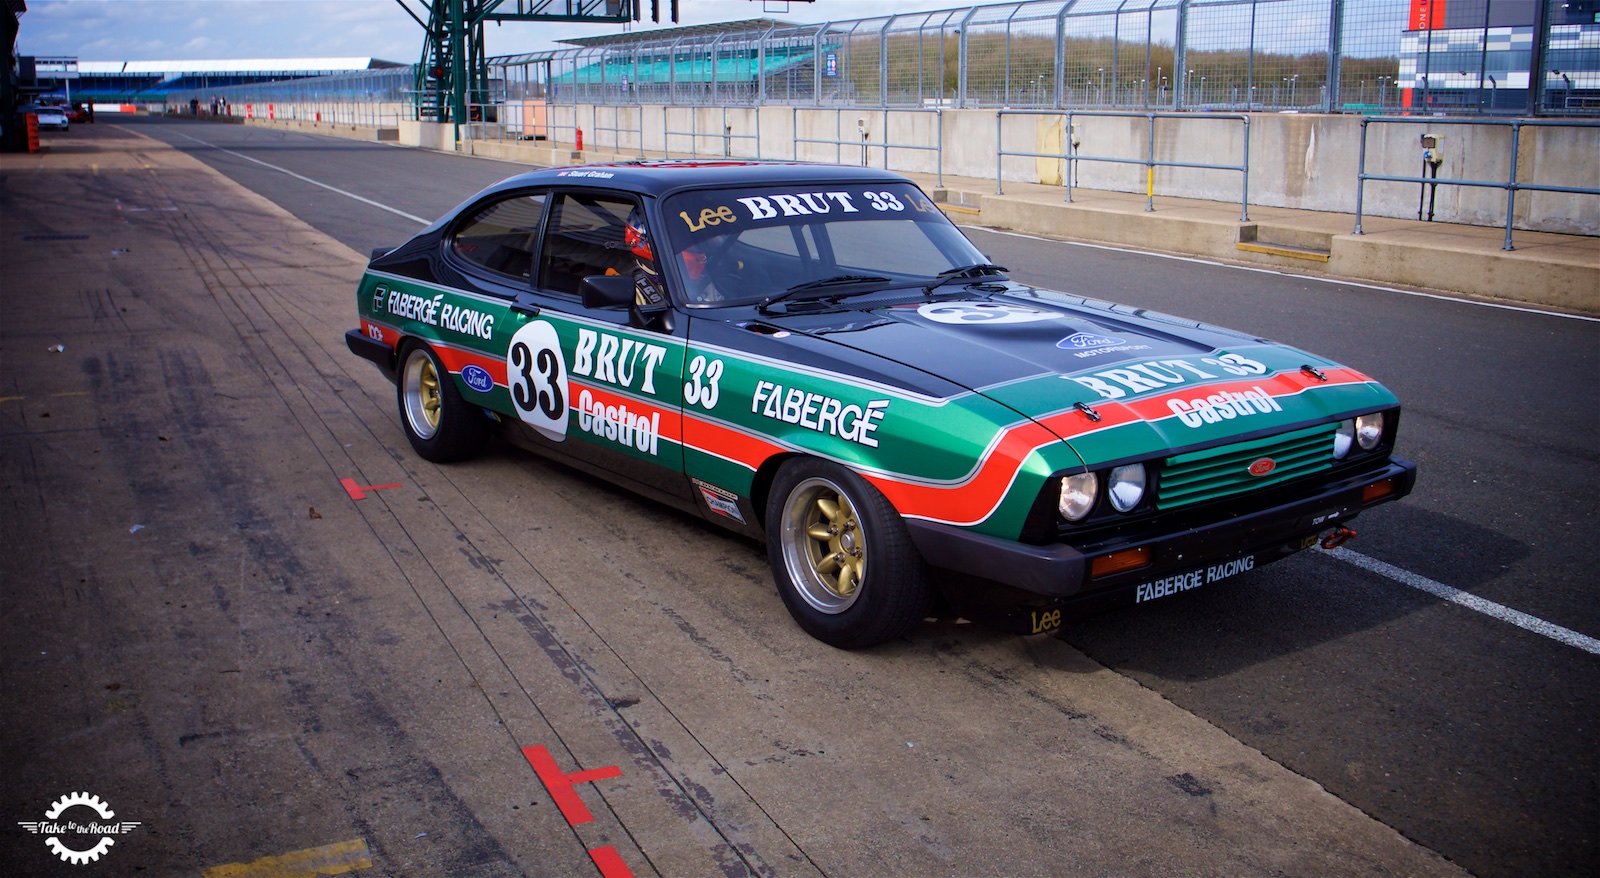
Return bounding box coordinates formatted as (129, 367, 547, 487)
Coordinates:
(168, 0, 1600, 120)
(492, 0, 1598, 117)
(166, 67, 413, 127)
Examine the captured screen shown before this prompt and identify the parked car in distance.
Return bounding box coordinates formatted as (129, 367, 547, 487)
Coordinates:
(24, 104, 69, 131)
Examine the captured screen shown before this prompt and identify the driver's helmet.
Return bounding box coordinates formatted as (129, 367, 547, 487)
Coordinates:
(624, 207, 654, 263)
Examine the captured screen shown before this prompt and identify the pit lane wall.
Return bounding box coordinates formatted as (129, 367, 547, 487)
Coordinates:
(236, 106, 1597, 237)
(230, 107, 1598, 309)
(456, 106, 1598, 238)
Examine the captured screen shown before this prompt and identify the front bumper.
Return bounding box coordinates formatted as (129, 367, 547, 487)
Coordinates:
(908, 457, 1416, 630)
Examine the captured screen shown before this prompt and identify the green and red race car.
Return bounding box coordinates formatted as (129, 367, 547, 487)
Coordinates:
(347, 161, 1415, 648)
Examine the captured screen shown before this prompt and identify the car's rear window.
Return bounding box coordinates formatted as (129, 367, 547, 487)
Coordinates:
(660, 182, 985, 305)
(451, 193, 547, 281)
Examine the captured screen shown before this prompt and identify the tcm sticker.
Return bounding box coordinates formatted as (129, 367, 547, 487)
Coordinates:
(694, 480, 746, 524)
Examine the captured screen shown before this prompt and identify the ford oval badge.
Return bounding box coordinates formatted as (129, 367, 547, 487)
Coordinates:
(461, 364, 494, 393)
(1248, 457, 1277, 477)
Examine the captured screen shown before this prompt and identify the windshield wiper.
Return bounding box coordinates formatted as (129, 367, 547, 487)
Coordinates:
(758, 275, 892, 312)
(924, 263, 1009, 294)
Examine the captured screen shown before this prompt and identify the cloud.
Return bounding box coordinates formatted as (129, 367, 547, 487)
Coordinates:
(18, 0, 960, 61)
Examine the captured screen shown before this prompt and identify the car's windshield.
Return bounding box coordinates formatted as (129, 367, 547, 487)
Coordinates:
(660, 182, 988, 306)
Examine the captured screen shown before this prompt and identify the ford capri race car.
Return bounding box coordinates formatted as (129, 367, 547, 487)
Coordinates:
(347, 161, 1416, 649)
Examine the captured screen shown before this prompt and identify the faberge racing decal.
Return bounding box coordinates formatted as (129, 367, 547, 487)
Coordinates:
(374, 284, 496, 340)
(750, 381, 889, 448)
(1135, 555, 1257, 603)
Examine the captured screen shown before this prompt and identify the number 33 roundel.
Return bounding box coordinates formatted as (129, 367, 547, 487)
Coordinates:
(507, 320, 569, 442)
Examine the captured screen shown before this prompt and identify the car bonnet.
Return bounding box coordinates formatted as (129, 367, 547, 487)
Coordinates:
(763, 287, 1398, 460)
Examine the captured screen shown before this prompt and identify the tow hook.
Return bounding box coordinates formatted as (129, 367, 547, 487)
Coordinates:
(1320, 525, 1358, 550)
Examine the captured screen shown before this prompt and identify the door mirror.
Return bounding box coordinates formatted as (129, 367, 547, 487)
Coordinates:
(579, 274, 635, 309)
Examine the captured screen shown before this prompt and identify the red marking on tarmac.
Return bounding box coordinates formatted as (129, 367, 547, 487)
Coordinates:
(340, 477, 403, 500)
(521, 745, 623, 826)
(587, 845, 635, 878)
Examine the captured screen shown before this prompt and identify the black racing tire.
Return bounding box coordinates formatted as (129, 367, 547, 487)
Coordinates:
(396, 340, 489, 463)
(765, 458, 934, 649)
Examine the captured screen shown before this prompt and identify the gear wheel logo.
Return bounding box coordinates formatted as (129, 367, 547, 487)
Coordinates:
(18, 791, 141, 865)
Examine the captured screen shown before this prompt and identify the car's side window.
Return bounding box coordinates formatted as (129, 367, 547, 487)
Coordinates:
(451, 193, 547, 282)
(537, 192, 641, 296)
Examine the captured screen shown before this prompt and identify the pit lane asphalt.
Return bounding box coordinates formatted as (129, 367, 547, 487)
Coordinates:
(6, 116, 1595, 877)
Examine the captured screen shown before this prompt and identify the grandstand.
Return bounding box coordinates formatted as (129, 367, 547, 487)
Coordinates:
(40, 57, 404, 105)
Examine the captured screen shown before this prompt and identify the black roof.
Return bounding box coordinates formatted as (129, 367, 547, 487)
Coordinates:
(477, 160, 912, 200)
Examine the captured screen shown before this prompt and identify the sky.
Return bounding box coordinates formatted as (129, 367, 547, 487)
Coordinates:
(16, 0, 965, 64)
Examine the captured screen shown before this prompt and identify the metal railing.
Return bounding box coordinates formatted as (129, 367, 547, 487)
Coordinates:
(791, 107, 945, 187)
(1353, 117, 1600, 250)
(996, 110, 1251, 220)
(594, 105, 647, 157)
(662, 106, 761, 159)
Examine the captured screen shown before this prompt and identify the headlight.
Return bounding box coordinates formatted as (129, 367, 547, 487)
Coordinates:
(1107, 463, 1146, 513)
(1356, 412, 1385, 450)
(1059, 472, 1098, 521)
(1333, 419, 1355, 459)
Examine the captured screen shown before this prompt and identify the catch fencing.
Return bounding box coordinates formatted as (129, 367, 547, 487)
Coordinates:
(166, 0, 1600, 121)
(491, 0, 1600, 118)
(166, 67, 411, 128)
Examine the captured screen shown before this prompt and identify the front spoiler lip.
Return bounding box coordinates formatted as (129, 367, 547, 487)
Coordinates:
(907, 456, 1417, 601)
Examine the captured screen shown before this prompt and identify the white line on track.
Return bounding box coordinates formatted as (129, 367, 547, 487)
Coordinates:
(1327, 547, 1600, 655)
(962, 224, 1600, 323)
(173, 130, 432, 226)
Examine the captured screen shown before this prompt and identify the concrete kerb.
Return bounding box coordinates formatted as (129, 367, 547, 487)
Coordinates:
(203, 116, 1600, 315)
(905, 172, 1599, 315)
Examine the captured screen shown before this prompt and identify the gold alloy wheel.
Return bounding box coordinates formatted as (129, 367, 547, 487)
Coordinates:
(780, 476, 868, 614)
(402, 350, 443, 440)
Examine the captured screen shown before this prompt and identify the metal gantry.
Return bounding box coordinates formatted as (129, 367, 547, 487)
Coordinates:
(395, 0, 676, 130)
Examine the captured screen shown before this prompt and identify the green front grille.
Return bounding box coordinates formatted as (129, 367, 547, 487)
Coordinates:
(1156, 423, 1337, 510)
